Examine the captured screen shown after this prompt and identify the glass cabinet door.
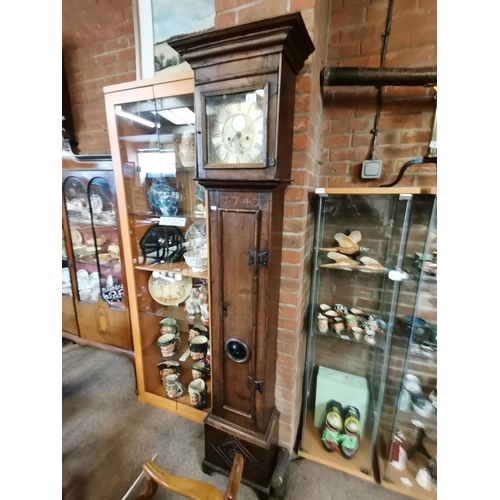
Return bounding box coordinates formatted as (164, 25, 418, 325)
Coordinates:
(300, 192, 417, 480)
(112, 86, 211, 417)
(63, 172, 125, 308)
(62, 228, 72, 297)
(379, 195, 437, 498)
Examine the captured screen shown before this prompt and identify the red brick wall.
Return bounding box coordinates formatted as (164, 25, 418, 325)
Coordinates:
(62, 0, 137, 154)
(321, 0, 437, 188)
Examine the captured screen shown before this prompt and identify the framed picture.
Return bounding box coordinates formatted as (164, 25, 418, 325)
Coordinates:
(133, 0, 215, 80)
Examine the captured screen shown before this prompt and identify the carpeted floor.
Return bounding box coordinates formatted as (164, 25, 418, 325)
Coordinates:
(62, 339, 408, 500)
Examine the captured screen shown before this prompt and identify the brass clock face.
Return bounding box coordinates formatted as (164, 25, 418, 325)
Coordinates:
(206, 90, 266, 166)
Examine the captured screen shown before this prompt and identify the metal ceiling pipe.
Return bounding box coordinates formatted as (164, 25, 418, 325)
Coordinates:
(321, 67, 437, 87)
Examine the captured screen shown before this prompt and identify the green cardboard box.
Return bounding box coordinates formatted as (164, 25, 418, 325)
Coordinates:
(314, 366, 369, 438)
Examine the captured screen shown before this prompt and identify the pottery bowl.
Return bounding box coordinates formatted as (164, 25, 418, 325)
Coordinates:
(184, 250, 208, 272)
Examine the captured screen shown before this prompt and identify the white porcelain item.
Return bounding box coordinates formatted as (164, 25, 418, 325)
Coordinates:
(89, 272, 100, 285)
(415, 468, 432, 491)
(403, 374, 422, 396)
(62, 268, 71, 285)
(106, 275, 114, 288)
(412, 398, 434, 418)
(184, 249, 208, 272)
(76, 269, 90, 290)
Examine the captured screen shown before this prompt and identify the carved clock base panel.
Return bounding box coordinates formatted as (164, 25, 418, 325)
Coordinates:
(203, 421, 282, 497)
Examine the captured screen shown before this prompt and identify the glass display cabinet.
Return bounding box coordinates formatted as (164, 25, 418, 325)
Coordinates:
(378, 196, 437, 499)
(104, 72, 211, 423)
(62, 149, 133, 357)
(298, 187, 437, 484)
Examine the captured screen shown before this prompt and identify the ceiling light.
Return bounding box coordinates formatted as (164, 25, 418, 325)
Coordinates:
(170, 107, 196, 124)
(154, 109, 185, 125)
(153, 107, 196, 125)
(115, 105, 157, 128)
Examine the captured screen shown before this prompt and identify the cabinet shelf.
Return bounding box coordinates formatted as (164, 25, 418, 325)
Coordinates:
(378, 435, 437, 500)
(139, 301, 208, 327)
(314, 329, 383, 348)
(319, 263, 387, 275)
(135, 261, 208, 280)
(142, 354, 212, 422)
(143, 331, 210, 375)
(74, 258, 122, 269)
(128, 210, 195, 219)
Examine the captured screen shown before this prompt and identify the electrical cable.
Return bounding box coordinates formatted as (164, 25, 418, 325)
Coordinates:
(368, 0, 395, 161)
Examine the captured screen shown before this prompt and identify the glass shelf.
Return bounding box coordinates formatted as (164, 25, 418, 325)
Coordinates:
(314, 329, 384, 348)
(143, 332, 210, 374)
(319, 263, 388, 275)
(128, 210, 195, 219)
(143, 359, 212, 416)
(135, 261, 207, 280)
(139, 300, 208, 327)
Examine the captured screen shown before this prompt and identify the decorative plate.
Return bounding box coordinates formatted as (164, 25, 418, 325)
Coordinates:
(90, 193, 104, 213)
(70, 228, 83, 245)
(148, 274, 192, 306)
(185, 220, 207, 250)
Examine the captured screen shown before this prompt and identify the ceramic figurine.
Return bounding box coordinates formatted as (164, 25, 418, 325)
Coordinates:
(157, 333, 180, 358)
(389, 430, 407, 471)
(188, 379, 207, 409)
(178, 131, 196, 168)
(164, 374, 184, 400)
(200, 303, 210, 325)
(158, 361, 180, 380)
(317, 314, 328, 333)
(146, 177, 179, 216)
(108, 241, 120, 260)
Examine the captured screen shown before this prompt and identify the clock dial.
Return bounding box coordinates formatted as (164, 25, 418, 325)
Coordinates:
(207, 91, 265, 165)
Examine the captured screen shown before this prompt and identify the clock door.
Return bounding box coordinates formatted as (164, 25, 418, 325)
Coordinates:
(209, 190, 267, 430)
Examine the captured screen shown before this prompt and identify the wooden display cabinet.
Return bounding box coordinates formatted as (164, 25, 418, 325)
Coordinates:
(104, 72, 212, 423)
(62, 148, 134, 364)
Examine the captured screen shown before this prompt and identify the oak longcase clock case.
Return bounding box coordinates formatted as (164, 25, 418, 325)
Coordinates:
(170, 13, 314, 498)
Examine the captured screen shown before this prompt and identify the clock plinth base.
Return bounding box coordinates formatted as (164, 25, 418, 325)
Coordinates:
(203, 409, 288, 498)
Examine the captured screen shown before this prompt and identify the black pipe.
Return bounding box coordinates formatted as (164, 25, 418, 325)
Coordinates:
(379, 157, 437, 188)
(321, 67, 437, 87)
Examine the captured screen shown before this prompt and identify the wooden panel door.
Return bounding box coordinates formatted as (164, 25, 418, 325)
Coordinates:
(209, 190, 266, 431)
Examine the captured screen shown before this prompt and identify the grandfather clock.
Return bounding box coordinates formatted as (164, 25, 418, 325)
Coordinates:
(170, 14, 314, 499)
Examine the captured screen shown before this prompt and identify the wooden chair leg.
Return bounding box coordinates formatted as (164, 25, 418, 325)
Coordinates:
(135, 470, 158, 500)
(224, 453, 244, 500)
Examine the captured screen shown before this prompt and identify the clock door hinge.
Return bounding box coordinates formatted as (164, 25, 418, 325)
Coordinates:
(247, 374, 264, 393)
(248, 249, 268, 267)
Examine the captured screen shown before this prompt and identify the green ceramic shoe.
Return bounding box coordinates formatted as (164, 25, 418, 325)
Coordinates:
(340, 405, 360, 459)
(321, 400, 343, 453)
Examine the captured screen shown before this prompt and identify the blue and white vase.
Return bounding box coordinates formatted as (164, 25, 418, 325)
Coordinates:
(146, 177, 179, 216)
